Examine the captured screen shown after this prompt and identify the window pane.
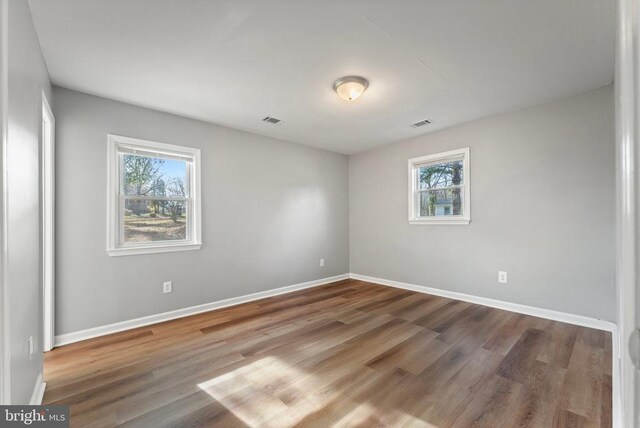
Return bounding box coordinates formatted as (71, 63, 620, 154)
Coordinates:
(418, 188, 463, 217)
(123, 199, 187, 243)
(417, 160, 463, 189)
(123, 154, 188, 197)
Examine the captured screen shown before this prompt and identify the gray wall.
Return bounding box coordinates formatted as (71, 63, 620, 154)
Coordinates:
(349, 85, 615, 321)
(53, 87, 349, 335)
(5, 0, 51, 403)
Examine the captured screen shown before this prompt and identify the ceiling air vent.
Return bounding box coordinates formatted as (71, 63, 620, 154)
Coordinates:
(262, 116, 282, 125)
(412, 119, 432, 128)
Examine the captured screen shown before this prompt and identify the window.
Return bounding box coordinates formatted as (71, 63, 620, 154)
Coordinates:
(107, 135, 202, 256)
(408, 148, 470, 225)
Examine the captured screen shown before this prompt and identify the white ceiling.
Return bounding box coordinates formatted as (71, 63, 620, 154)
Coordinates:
(28, 0, 614, 154)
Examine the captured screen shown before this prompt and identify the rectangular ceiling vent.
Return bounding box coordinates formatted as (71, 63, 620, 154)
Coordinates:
(262, 116, 282, 125)
(412, 119, 432, 128)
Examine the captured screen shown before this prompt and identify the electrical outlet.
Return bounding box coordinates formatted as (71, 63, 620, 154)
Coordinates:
(163, 281, 172, 293)
(28, 336, 34, 360)
(498, 271, 508, 284)
(320, 258, 325, 267)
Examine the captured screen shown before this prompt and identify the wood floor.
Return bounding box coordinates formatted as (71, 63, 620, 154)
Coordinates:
(44, 279, 612, 428)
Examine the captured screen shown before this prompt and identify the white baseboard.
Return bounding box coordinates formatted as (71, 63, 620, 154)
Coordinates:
(349, 273, 616, 332)
(29, 374, 45, 405)
(52, 271, 620, 426)
(54, 274, 350, 347)
(349, 272, 621, 428)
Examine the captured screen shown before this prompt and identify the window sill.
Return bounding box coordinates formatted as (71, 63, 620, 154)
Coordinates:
(106, 243, 202, 257)
(409, 218, 470, 225)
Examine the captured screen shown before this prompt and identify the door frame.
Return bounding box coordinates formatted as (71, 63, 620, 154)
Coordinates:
(0, 0, 8, 405)
(41, 90, 55, 353)
(615, 0, 639, 425)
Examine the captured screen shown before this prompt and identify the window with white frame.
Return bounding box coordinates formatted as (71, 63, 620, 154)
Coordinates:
(408, 148, 470, 225)
(107, 135, 202, 256)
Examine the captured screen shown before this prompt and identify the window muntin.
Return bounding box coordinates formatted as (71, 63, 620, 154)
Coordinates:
(107, 135, 201, 256)
(408, 148, 470, 225)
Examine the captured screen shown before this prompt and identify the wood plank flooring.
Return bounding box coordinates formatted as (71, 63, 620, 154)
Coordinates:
(43, 279, 612, 427)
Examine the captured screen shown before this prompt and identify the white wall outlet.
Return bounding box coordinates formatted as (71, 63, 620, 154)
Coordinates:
(163, 281, 173, 293)
(498, 271, 508, 283)
(320, 258, 325, 267)
(28, 336, 34, 360)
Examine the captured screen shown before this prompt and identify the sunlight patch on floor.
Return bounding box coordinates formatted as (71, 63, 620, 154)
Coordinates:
(197, 356, 436, 427)
(198, 356, 319, 426)
(332, 402, 437, 427)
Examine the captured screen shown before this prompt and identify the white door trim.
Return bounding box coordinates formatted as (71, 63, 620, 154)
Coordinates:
(0, 0, 9, 405)
(615, 0, 638, 425)
(41, 90, 55, 352)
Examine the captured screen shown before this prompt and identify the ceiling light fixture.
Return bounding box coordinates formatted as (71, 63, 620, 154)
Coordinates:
(333, 76, 369, 101)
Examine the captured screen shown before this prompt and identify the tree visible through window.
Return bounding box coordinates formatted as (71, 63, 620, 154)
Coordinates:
(107, 135, 201, 256)
(417, 159, 463, 217)
(122, 154, 188, 242)
(408, 148, 470, 225)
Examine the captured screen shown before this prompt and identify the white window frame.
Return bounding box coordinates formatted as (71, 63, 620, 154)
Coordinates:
(408, 147, 470, 225)
(106, 134, 202, 256)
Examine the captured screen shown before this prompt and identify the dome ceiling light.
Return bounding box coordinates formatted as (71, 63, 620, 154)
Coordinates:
(333, 76, 369, 101)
